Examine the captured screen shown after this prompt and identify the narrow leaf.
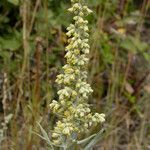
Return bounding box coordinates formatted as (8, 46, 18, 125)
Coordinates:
(37, 123, 54, 150)
(77, 134, 96, 145)
(84, 129, 105, 150)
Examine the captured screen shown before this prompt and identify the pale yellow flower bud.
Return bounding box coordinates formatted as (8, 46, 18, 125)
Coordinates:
(50, 0, 105, 145)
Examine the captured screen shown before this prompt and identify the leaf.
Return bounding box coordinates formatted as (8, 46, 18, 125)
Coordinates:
(83, 129, 105, 150)
(67, 142, 77, 150)
(120, 36, 148, 53)
(37, 123, 54, 150)
(131, 37, 148, 52)
(77, 134, 96, 145)
(0, 31, 22, 51)
(0, 50, 10, 60)
(1, 38, 20, 51)
(120, 36, 137, 53)
(32, 131, 47, 141)
(7, 0, 19, 6)
(143, 52, 150, 61)
(124, 92, 136, 104)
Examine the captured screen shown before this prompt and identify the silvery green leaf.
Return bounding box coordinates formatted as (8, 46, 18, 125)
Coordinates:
(37, 123, 54, 150)
(77, 134, 96, 145)
(32, 131, 47, 141)
(83, 129, 105, 150)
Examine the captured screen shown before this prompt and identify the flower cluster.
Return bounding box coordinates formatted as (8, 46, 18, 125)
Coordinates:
(50, 0, 105, 145)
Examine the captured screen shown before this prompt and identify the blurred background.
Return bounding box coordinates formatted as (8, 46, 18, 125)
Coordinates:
(0, 0, 150, 149)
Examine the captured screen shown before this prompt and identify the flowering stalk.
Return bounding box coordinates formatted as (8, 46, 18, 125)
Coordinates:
(50, 0, 105, 146)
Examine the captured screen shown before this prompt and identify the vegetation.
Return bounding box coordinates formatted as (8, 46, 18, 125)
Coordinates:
(0, 0, 150, 149)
